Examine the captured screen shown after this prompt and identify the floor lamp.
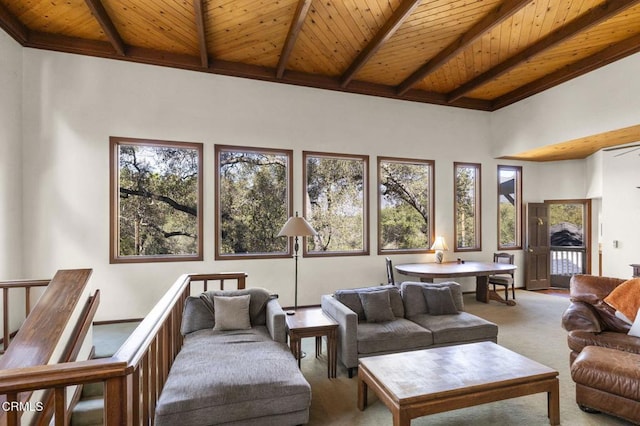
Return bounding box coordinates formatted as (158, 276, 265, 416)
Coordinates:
(278, 211, 317, 315)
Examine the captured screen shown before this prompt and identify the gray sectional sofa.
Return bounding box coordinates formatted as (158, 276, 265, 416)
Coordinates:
(155, 288, 311, 426)
(321, 282, 498, 377)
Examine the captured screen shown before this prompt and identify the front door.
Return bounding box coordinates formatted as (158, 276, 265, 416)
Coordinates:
(526, 203, 550, 290)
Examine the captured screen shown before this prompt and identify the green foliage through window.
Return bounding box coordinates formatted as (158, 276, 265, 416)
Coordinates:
(110, 137, 203, 263)
(216, 146, 292, 258)
(455, 163, 481, 251)
(304, 152, 368, 255)
(378, 157, 434, 253)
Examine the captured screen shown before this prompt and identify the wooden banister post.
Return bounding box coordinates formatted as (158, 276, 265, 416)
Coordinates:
(3, 288, 9, 351)
(54, 387, 67, 426)
(104, 376, 128, 426)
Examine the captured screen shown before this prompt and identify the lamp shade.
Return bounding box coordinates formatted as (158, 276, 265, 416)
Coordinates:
(277, 212, 317, 237)
(430, 236, 448, 251)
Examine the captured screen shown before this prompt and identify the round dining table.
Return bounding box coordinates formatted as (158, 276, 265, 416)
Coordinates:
(395, 261, 517, 305)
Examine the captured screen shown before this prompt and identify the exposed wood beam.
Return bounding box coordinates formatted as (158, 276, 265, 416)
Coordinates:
(340, 0, 422, 88)
(276, 0, 312, 79)
(396, 0, 531, 96)
(193, 0, 209, 68)
(0, 3, 28, 43)
(84, 0, 126, 56)
(449, 0, 640, 102)
(492, 32, 640, 110)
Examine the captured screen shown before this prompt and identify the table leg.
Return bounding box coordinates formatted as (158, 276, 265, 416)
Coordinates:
(316, 336, 322, 357)
(289, 334, 302, 368)
(357, 372, 368, 411)
(548, 378, 560, 425)
(328, 329, 337, 378)
(476, 276, 516, 306)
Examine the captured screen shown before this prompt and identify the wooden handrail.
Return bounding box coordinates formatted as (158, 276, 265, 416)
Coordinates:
(0, 279, 50, 352)
(0, 271, 247, 426)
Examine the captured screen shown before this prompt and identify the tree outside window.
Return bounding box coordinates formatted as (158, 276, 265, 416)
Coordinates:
(378, 157, 434, 254)
(454, 162, 481, 251)
(304, 152, 369, 256)
(215, 145, 292, 259)
(498, 165, 522, 249)
(110, 137, 203, 263)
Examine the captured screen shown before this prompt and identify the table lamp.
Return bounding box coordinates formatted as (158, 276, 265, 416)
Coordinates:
(278, 211, 317, 315)
(430, 236, 448, 263)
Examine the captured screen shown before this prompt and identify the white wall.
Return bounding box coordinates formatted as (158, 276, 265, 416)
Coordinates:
(18, 49, 567, 320)
(491, 52, 640, 158)
(14, 44, 631, 320)
(491, 53, 640, 279)
(601, 150, 640, 279)
(0, 30, 26, 330)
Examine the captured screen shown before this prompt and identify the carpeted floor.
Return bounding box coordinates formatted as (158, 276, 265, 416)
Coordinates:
(299, 289, 634, 426)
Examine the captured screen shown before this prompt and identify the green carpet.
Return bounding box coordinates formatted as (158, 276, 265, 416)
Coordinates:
(300, 290, 634, 426)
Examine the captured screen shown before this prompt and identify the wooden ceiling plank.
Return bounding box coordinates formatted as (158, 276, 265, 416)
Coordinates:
(492, 31, 640, 109)
(396, 0, 531, 96)
(0, 2, 29, 43)
(193, 0, 208, 68)
(340, 0, 422, 88)
(449, 0, 640, 102)
(84, 0, 126, 56)
(276, 0, 312, 79)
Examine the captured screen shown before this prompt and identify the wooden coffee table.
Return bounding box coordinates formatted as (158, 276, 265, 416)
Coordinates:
(286, 307, 338, 378)
(358, 341, 559, 426)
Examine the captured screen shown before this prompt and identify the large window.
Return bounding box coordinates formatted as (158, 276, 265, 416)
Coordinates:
(498, 165, 522, 249)
(378, 157, 435, 254)
(110, 137, 203, 263)
(304, 152, 369, 256)
(454, 162, 481, 251)
(215, 145, 292, 259)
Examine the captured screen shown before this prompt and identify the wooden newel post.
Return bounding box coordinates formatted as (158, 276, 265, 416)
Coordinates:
(105, 376, 129, 425)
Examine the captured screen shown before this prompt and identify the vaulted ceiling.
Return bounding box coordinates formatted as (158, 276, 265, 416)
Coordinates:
(2, 0, 640, 113)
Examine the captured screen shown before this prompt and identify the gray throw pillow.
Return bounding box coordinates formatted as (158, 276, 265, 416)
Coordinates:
(423, 287, 459, 316)
(213, 294, 251, 331)
(358, 290, 395, 323)
(180, 296, 215, 335)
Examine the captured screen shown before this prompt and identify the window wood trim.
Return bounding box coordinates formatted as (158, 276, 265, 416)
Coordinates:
(377, 156, 435, 255)
(303, 151, 370, 257)
(454, 162, 482, 252)
(497, 164, 523, 250)
(109, 136, 204, 264)
(214, 144, 293, 260)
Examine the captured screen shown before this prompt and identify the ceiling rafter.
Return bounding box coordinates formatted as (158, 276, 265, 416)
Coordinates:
(340, 0, 422, 88)
(0, 2, 28, 42)
(84, 0, 126, 56)
(193, 0, 208, 68)
(396, 0, 531, 96)
(449, 0, 640, 102)
(493, 32, 640, 109)
(276, 0, 313, 79)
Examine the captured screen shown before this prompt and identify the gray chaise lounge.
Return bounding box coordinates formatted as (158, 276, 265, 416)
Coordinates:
(321, 282, 498, 377)
(155, 288, 311, 426)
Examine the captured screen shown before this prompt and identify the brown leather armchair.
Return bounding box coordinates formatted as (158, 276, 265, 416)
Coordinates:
(562, 274, 640, 423)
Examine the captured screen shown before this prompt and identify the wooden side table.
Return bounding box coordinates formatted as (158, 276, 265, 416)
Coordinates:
(286, 307, 338, 378)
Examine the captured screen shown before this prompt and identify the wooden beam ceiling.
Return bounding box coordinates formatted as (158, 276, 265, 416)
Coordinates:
(193, 0, 209, 68)
(340, 0, 422, 88)
(396, 0, 532, 96)
(276, 0, 312, 79)
(449, 0, 640, 102)
(84, 0, 125, 56)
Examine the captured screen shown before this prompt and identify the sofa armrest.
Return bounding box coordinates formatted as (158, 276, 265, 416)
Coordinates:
(266, 298, 287, 344)
(562, 301, 602, 333)
(321, 294, 358, 370)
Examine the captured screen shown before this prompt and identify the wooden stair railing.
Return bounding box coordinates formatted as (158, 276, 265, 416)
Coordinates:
(0, 271, 247, 426)
(0, 278, 50, 352)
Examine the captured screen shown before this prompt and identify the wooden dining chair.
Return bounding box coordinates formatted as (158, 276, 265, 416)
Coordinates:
(385, 257, 396, 286)
(489, 252, 515, 301)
